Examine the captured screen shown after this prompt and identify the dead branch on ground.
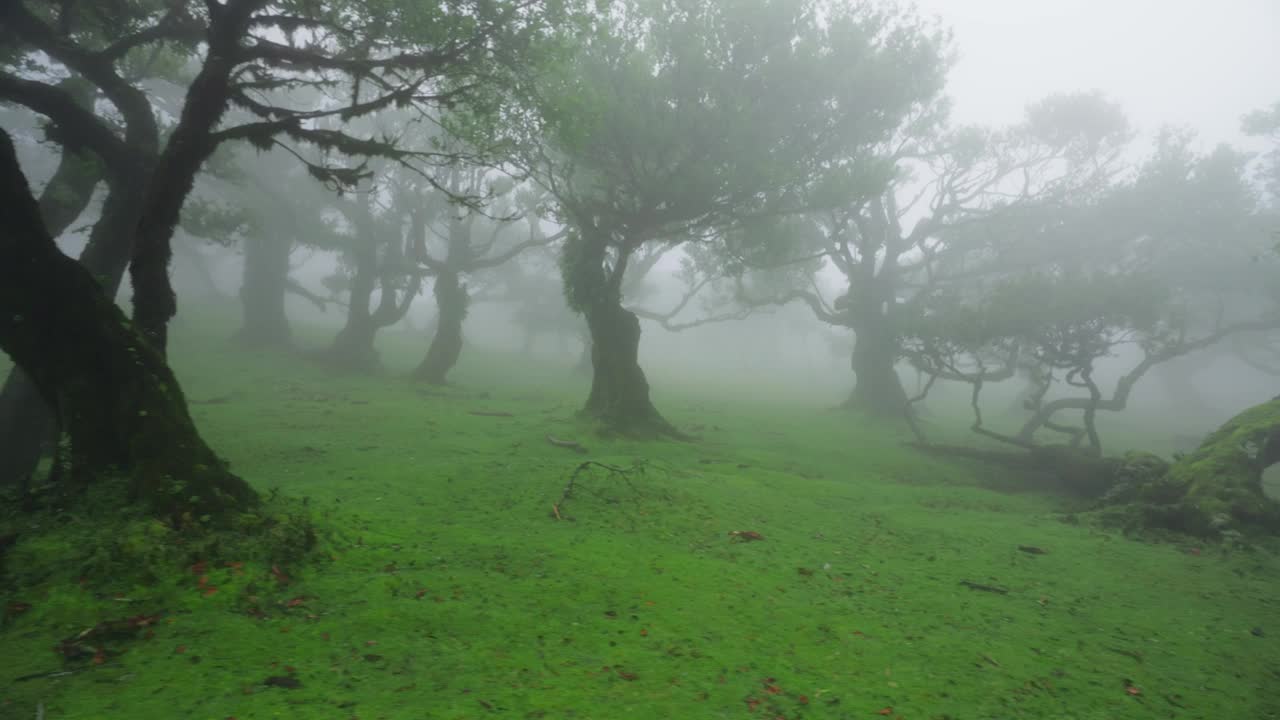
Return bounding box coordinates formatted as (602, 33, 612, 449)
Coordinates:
(551, 460, 646, 520)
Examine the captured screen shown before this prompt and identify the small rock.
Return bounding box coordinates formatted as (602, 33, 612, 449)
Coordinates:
(1252, 626, 1265, 637)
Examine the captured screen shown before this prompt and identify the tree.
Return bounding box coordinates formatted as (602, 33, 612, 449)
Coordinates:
(0, 3, 172, 486)
(897, 121, 1280, 479)
(211, 146, 349, 347)
(0, 0, 543, 506)
(324, 167, 431, 372)
(0, 128, 256, 522)
(3, 0, 538, 351)
(755, 92, 1131, 416)
(504, 0, 949, 436)
(413, 172, 562, 384)
(488, 247, 588, 362)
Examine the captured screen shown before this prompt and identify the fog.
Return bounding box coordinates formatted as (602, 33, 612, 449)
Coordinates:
(111, 0, 1280, 444)
(5, 1, 1280, 717)
(917, 0, 1280, 146)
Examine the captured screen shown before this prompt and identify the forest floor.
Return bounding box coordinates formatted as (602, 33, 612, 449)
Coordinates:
(1, 319, 1278, 720)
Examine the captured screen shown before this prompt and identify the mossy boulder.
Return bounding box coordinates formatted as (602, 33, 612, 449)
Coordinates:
(1159, 397, 1280, 536)
(1084, 399, 1280, 538)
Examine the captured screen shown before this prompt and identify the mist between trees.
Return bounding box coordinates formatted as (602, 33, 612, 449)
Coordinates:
(0, 0, 1278, 537)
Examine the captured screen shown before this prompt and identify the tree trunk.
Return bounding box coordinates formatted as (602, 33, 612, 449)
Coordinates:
(843, 307, 907, 416)
(37, 128, 101, 238)
(327, 231, 382, 371)
(0, 129, 255, 521)
(0, 369, 49, 489)
(129, 7, 252, 353)
(561, 230, 678, 436)
(582, 296, 678, 435)
(0, 155, 142, 489)
(574, 334, 593, 375)
(414, 269, 466, 384)
(328, 315, 381, 373)
(235, 230, 293, 347)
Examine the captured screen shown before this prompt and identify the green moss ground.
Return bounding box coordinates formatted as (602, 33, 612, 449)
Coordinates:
(1, 321, 1278, 720)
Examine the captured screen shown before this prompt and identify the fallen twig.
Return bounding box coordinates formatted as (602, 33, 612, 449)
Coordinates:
(546, 435, 588, 454)
(14, 669, 76, 682)
(552, 461, 645, 519)
(468, 410, 514, 417)
(959, 580, 1009, 595)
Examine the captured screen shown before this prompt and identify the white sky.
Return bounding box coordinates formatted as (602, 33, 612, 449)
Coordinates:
(910, 0, 1280, 150)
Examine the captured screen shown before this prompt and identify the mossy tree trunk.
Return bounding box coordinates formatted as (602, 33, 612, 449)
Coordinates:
(1157, 397, 1280, 536)
(1101, 397, 1280, 537)
(0, 138, 101, 488)
(0, 129, 256, 521)
(0, 137, 144, 490)
(0, 13, 158, 492)
(128, 2, 259, 355)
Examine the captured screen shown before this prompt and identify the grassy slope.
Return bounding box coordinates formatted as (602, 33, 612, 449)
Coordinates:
(1, 319, 1278, 720)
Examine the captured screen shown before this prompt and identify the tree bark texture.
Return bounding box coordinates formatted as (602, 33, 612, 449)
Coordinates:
(0, 129, 256, 521)
(129, 5, 255, 353)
